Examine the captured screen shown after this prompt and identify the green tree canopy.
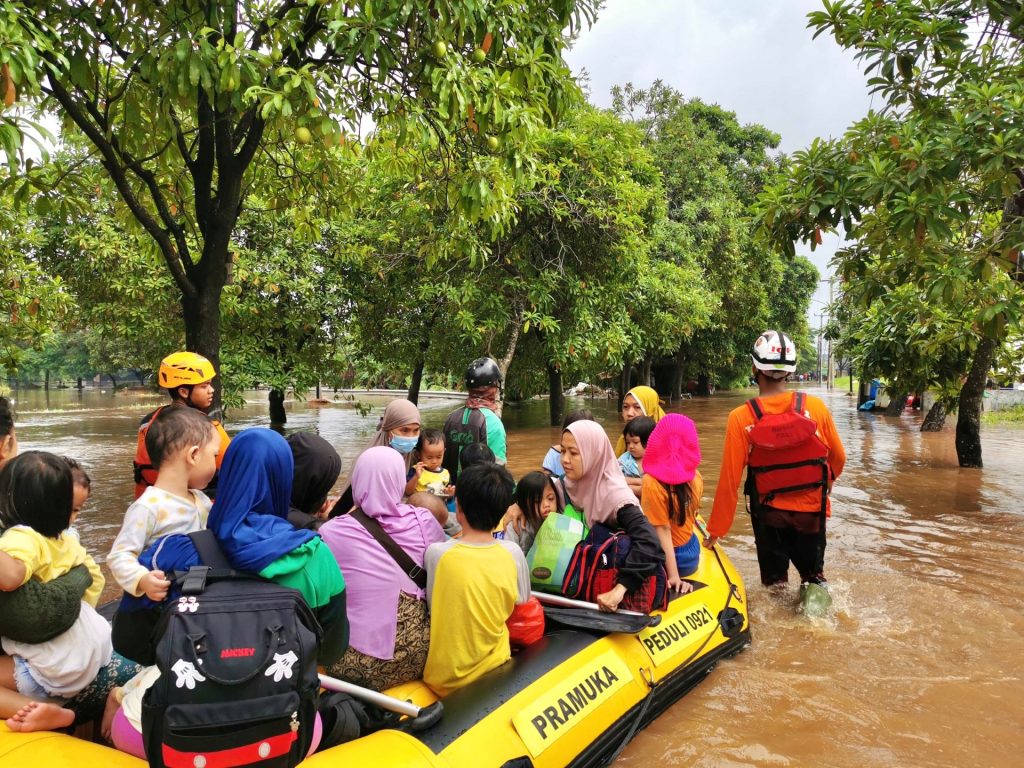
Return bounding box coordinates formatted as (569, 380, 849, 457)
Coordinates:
(614, 81, 816, 394)
(757, 0, 1024, 466)
(4, 0, 598, 405)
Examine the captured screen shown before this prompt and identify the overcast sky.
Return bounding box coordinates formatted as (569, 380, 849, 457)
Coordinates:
(563, 0, 876, 321)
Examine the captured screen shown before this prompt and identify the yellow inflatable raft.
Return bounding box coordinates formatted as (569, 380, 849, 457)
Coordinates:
(0, 534, 748, 768)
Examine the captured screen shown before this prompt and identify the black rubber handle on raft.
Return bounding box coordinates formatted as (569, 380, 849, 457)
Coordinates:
(397, 700, 444, 733)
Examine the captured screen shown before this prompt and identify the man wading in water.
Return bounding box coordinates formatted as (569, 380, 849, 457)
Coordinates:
(705, 331, 845, 608)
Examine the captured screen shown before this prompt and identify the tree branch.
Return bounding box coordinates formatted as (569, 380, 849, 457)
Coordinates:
(44, 69, 196, 300)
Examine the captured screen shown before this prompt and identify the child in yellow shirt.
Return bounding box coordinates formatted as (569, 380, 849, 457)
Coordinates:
(405, 429, 454, 500)
(0, 452, 109, 732)
(422, 463, 529, 696)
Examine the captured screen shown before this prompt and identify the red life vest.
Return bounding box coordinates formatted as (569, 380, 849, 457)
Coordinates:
(133, 406, 164, 498)
(133, 405, 230, 498)
(745, 392, 831, 513)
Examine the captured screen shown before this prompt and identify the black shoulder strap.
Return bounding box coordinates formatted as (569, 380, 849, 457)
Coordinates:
(557, 476, 574, 508)
(349, 508, 427, 590)
(794, 391, 806, 414)
(747, 397, 765, 420)
(188, 529, 232, 569)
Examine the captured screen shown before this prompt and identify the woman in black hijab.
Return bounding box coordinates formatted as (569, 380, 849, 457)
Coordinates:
(286, 433, 342, 530)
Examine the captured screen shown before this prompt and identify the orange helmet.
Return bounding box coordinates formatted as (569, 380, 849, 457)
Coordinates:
(158, 352, 215, 389)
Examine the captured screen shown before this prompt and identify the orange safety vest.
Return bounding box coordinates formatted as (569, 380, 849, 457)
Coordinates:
(133, 405, 230, 498)
(745, 392, 832, 514)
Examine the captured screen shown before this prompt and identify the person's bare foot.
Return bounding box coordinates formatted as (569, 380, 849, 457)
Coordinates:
(5, 700, 75, 732)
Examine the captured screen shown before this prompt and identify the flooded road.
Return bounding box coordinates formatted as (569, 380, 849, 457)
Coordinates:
(9, 385, 1024, 767)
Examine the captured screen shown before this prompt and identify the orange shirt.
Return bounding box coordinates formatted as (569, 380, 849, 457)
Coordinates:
(641, 470, 704, 546)
(708, 391, 845, 539)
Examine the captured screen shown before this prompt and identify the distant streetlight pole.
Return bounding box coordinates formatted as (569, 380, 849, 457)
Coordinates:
(816, 311, 824, 383)
(810, 277, 834, 389)
(826, 277, 834, 391)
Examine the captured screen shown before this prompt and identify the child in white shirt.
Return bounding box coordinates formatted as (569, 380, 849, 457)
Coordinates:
(108, 406, 219, 600)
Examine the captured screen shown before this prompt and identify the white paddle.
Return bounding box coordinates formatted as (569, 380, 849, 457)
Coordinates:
(318, 673, 421, 717)
(531, 590, 650, 617)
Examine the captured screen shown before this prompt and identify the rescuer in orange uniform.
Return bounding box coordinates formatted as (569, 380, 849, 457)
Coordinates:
(705, 331, 845, 588)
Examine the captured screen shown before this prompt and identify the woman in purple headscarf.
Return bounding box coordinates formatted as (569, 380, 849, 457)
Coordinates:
(319, 446, 445, 691)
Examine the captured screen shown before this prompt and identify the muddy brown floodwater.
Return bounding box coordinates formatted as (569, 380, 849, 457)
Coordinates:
(9, 385, 1024, 767)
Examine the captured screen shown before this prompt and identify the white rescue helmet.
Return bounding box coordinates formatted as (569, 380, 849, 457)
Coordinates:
(751, 330, 797, 375)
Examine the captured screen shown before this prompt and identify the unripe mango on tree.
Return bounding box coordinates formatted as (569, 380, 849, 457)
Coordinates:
(295, 126, 313, 144)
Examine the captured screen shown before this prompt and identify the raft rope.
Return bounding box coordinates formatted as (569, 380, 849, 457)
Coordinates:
(602, 547, 743, 766)
(604, 668, 659, 766)
(696, 517, 743, 605)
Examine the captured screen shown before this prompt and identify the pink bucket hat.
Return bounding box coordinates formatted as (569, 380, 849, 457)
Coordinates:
(643, 413, 701, 485)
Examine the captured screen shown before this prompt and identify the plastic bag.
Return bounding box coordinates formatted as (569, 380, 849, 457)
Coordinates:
(526, 512, 586, 593)
(507, 596, 545, 650)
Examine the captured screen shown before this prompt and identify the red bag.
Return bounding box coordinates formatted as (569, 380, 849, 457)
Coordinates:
(561, 524, 668, 614)
(506, 596, 545, 650)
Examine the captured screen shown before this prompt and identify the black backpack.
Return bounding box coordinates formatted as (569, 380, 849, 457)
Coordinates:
(441, 406, 487, 483)
(141, 533, 322, 768)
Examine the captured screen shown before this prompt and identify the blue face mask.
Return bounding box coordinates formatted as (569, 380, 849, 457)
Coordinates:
(390, 434, 419, 455)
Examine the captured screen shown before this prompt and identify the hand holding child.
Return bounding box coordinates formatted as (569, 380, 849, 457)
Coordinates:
(139, 569, 171, 601)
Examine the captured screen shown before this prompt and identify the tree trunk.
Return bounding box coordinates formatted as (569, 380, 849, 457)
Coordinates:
(269, 389, 287, 426)
(885, 390, 907, 417)
(951, 179, 1024, 463)
(408, 358, 425, 406)
(696, 372, 713, 397)
(76, 376, 83, 390)
(315, 382, 321, 399)
(955, 335, 998, 468)
(181, 220, 231, 414)
(670, 346, 686, 401)
(548, 362, 564, 427)
(640, 354, 653, 388)
(921, 401, 947, 432)
(44, 369, 49, 391)
(407, 335, 431, 406)
(496, 309, 522, 381)
(619, 362, 632, 408)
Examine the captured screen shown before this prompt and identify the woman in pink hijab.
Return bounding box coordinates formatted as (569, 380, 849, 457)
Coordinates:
(319, 446, 445, 690)
(561, 420, 664, 612)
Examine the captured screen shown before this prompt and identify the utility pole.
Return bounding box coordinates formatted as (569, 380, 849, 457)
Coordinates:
(826, 277, 834, 391)
(827, 336, 833, 391)
(816, 311, 824, 384)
